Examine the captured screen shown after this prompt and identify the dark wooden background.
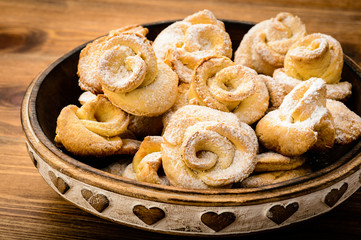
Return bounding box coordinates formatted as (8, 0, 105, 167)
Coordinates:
(1, 0, 360, 239)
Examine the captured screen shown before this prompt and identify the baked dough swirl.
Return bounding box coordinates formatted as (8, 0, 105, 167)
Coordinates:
(153, 9, 232, 83)
(55, 95, 131, 157)
(256, 78, 335, 156)
(78, 25, 149, 94)
(284, 33, 344, 84)
(97, 33, 178, 116)
(161, 105, 258, 189)
(189, 56, 269, 124)
(123, 136, 169, 185)
(234, 12, 306, 76)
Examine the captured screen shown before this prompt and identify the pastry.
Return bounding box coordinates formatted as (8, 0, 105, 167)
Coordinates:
(161, 105, 258, 189)
(326, 99, 361, 144)
(256, 78, 335, 156)
(54, 95, 132, 157)
(265, 68, 352, 108)
(123, 136, 169, 185)
(234, 12, 306, 76)
(97, 32, 178, 116)
(189, 55, 269, 124)
(254, 152, 306, 172)
(77, 25, 149, 94)
(284, 33, 344, 84)
(153, 9, 232, 83)
(240, 166, 312, 188)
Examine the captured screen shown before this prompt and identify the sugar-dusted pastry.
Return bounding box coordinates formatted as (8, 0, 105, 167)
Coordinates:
(254, 152, 307, 172)
(240, 166, 312, 188)
(189, 55, 269, 125)
(266, 68, 352, 108)
(97, 33, 179, 116)
(234, 12, 306, 76)
(284, 33, 344, 84)
(78, 25, 149, 94)
(161, 105, 258, 189)
(123, 136, 169, 185)
(54, 95, 138, 157)
(326, 99, 361, 144)
(256, 78, 335, 156)
(153, 9, 232, 83)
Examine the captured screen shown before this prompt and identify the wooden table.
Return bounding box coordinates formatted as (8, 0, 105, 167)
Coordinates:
(1, 0, 361, 239)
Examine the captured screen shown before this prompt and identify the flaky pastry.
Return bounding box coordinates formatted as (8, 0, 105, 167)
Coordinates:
(284, 33, 344, 84)
(161, 105, 258, 189)
(254, 152, 306, 172)
(234, 12, 306, 76)
(123, 136, 169, 185)
(265, 68, 352, 108)
(153, 9, 232, 83)
(97, 33, 178, 116)
(240, 166, 312, 188)
(326, 99, 361, 144)
(256, 78, 335, 156)
(189, 56, 269, 125)
(77, 25, 149, 94)
(55, 95, 133, 157)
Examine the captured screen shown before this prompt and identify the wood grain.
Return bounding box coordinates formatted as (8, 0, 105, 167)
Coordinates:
(1, 0, 361, 239)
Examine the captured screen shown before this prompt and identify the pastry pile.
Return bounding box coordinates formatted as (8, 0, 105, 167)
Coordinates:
(55, 10, 361, 189)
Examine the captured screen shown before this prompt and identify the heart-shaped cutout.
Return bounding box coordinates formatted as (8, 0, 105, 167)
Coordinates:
(133, 205, 165, 225)
(81, 189, 109, 212)
(266, 202, 299, 225)
(201, 212, 236, 232)
(48, 171, 69, 194)
(324, 182, 348, 208)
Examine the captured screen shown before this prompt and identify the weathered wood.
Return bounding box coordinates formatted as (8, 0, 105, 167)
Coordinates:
(1, 0, 361, 239)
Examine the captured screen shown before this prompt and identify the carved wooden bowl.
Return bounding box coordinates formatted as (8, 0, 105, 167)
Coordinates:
(21, 20, 361, 236)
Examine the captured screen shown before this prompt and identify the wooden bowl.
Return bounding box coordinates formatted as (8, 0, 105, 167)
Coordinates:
(21, 20, 361, 236)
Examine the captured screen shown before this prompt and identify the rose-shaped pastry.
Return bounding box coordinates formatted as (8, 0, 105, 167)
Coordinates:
(234, 12, 306, 76)
(97, 33, 178, 116)
(189, 56, 269, 125)
(54, 95, 140, 157)
(284, 33, 343, 84)
(256, 78, 335, 156)
(153, 9, 232, 83)
(78, 25, 149, 94)
(123, 136, 169, 185)
(161, 105, 258, 189)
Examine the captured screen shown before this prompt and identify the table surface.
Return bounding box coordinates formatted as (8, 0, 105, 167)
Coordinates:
(2, 0, 361, 239)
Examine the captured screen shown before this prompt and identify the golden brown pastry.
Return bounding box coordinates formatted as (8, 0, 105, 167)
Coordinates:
(77, 25, 149, 94)
(265, 68, 352, 108)
(326, 99, 361, 144)
(54, 95, 132, 157)
(161, 105, 258, 189)
(97, 33, 179, 116)
(254, 152, 307, 172)
(234, 12, 306, 76)
(256, 78, 335, 156)
(123, 136, 169, 185)
(240, 166, 312, 188)
(153, 9, 232, 83)
(189, 55, 269, 125)
(284, 33, 344, 84)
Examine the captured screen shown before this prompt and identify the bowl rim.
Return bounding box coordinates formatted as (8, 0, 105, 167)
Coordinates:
(21, 19, 361, 207)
